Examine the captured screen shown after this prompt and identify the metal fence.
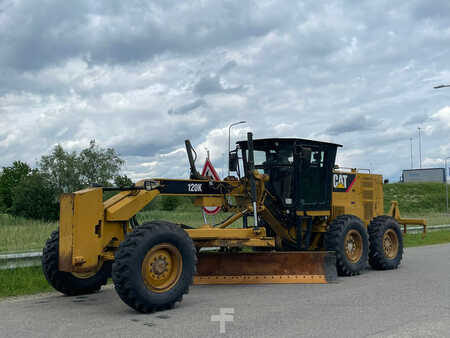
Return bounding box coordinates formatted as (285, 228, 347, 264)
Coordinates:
(0, 251, 43, 270)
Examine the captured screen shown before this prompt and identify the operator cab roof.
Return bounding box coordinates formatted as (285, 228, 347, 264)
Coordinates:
(237, 138, 342, 149)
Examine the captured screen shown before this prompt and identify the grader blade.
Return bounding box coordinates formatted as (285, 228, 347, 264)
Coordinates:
(194, 251, 337, 285)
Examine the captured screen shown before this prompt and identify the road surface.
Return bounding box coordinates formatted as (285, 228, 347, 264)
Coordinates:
(0, 244, 449, 337)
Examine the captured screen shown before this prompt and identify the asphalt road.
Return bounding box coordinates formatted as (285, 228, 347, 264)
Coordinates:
(1, 244, 449, 338)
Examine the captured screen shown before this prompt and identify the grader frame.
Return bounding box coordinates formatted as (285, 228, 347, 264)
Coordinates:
(46, 132, 426, 313)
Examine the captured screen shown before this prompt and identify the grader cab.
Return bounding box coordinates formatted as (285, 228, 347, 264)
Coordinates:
(42, 133, 425, 313)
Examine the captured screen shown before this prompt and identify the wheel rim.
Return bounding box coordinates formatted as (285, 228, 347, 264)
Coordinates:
(71, 261, 103, 279)
(142, 243, 182, 293)
(344, 229, 363, 263)
(71, 271, 97, 279)
(383, 229, 399, 259)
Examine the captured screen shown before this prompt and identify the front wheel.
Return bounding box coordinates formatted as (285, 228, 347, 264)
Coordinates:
(42, 230, 111, 296)
(324, 215, 369, 276)
(112, 221, 197, 313)
(368, 216, 403, 270)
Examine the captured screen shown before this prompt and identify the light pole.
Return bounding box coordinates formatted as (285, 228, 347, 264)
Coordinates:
(446, 157, 450, 214)
(410, 137, 413, 168)
(228, 121, 246, 176)
(417, 127, 422, 168)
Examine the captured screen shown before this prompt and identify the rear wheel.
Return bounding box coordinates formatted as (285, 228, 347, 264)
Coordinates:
(368, 216, 403, 270)
(42, 230, 111, 296)
(324, 215, 369, 276)
(112, 221, 196, 313)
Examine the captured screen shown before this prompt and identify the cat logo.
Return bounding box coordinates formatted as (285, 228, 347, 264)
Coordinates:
(333, 173, 356, 192)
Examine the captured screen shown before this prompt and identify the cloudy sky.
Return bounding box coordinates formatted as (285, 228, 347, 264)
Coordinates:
(1, 0, 450, 182)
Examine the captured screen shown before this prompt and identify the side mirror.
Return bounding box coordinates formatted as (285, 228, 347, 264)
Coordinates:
(229, 152, 238, 172)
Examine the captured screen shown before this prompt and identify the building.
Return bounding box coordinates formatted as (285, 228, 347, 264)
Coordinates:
(402, 168, 446, 183)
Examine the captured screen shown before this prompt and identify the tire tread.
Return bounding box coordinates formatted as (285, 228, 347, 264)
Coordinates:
(112, 221, 197, 313)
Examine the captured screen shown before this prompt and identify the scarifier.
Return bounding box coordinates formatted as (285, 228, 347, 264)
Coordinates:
(42, 132, 426, 313)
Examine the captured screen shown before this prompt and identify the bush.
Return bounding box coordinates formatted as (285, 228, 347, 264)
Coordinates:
(161, 196, 182, 211)
(10, 172, 59, 221)
(0, 161, 31, 212)
(114, 175, 133, 187)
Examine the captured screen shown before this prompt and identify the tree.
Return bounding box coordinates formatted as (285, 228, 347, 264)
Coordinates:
(114, 175, 133, 187)
(39, 145, 80, 194)
(78, 140, 125, 187)
(40, 140, 125, 194)
(10, 170, 59, 221)
(0, 141, 126, 220)
(0, 161, 31, 212)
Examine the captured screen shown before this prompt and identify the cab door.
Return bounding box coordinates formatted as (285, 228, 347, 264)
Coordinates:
(294, 145, 335, 211)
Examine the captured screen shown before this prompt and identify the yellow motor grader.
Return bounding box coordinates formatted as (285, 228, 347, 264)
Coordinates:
(42, 133, 425, 313)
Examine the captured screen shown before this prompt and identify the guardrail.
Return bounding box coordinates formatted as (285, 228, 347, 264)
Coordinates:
(1, 224, 449, 270)
(0, 251, 42, 270)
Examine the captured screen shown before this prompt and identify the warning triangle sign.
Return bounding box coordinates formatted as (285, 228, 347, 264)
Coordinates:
(201, 159, 221, 214)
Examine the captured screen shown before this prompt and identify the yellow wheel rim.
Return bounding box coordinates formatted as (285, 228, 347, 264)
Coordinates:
(383, 229, 399, 259)
(344, 229, 363, 263)
(71, 271, 97, 279)
(142, 243, 182, 293)
(71, 261, 103, 279)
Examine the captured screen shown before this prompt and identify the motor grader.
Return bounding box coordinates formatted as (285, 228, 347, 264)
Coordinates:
(42, 133, 426, 313)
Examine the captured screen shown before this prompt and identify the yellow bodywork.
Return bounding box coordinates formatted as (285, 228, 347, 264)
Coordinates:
(331, 170, 427, 232)
(59, 188, 125, 273)
(59, 171, 425, 274)
(331, 171, 384, 225)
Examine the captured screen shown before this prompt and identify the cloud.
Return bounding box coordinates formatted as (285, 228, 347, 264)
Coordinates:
(1, 1, 450, 184)
(193, 75, 244, 96)
(403, 113, 430, 126)
(0, 1, 288, 72)
(432, 106, 450, 129)
(219, 60, 238, 74)
(168, 99, 206, 115)
(325, 115, 379, 136)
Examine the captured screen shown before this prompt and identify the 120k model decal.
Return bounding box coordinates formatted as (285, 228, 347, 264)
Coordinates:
(187, 183, 203, 192)
(333, 173, 356, 192)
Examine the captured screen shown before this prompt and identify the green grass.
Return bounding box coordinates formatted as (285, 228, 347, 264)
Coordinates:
(403, 229, 450, 248)
(383, 182, 448, 214)
(382, 182, 450, 226)
(399, 212, 450, 226)
(0, 214, 57, 253)
(137, 210, 243, 228)
(0, 266, 53, 298)
(0, 208, 242, 254)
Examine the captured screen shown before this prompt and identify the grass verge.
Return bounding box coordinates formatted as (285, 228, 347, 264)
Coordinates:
(0, 266, 53, 298)
(0, 214, 57, 253)
(403, 229, 450, 248)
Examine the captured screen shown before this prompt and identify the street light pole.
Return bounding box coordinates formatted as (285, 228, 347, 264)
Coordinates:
(446, 157, 450, 214)
(418, 127, 422, 169)
(228, 121, 246, 176)
(410, 137, 413, 168)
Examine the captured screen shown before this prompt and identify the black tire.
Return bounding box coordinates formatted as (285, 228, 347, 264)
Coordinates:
(324, 215, 369, 276)
(368, 216, 403, 270)
(42, 230, 111, 296)
(112, 221, 197, 313)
